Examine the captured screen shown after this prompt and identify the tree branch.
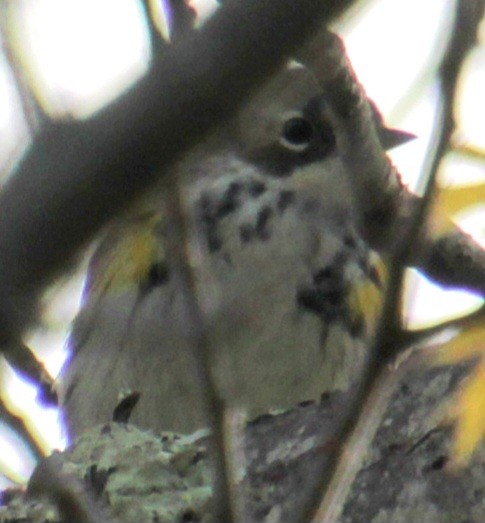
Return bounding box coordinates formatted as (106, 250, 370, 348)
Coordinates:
(0, 0, 356, 345)
(0, 0, 46, 134)
(296, 2, 485, 520)
(298, 26, 485, 295)
(0, 397, 44, 461)
(2, 341, 57, 406)
(166, 0, 196, 42)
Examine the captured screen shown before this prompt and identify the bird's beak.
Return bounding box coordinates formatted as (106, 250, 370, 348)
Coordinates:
(379, 127, 417, 151)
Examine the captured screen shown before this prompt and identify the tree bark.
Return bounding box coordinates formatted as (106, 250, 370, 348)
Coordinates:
(1, 362, 482, 523)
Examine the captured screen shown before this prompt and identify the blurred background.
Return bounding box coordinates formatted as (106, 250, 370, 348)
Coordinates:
(0, 0, 483, 488)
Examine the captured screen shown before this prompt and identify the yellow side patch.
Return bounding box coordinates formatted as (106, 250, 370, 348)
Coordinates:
(347, 254, 386, 338)
(85, 212, 165, 302)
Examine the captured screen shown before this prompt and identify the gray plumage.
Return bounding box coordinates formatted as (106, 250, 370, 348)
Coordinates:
(60, 65, 403, 439)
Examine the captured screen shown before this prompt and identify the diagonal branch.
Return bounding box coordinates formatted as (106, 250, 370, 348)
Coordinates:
(166, 0, 196, 42)
(0, 0, 356, 346)
(298, 27, 485, 295)
(2, 341, 57, 406)
(0, 396, 44, 461)
(296, 2, 485, 520)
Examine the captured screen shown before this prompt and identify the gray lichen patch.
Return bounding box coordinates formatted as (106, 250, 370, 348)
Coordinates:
(0, 423, 214, 523)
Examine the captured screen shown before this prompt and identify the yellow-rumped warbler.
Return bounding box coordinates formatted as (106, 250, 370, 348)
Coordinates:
(59, 63, 410, 439)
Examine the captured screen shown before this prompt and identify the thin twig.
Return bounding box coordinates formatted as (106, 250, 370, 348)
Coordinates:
(297, 30, 485, 293)
(158, 4, 240, 520)
(0, 397, 44, 461)
(166, 0, 196, 42)
(299, 2, 485, 520)
(0, 0, 45, 133)
(28, 453, 119, 523)
(0, 470, 22, 487)
(420, 225, 485, 294)
(139, 0, 168, 53)
(311, 349, 420, 523)
(163, 186, 238, 523)
(2, 341, 57, 406)
(297, 31, 407, 253)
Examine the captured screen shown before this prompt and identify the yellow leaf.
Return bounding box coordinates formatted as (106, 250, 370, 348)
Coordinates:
(451, 356, 485, 465)
(452, 142, 485, 163)
(434, 322, 485, 365)
(438, 182, 485, 217)
(431, 312, 485, 465)
(428, 182, 485, 237)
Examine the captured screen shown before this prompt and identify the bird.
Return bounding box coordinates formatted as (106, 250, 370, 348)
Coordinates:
(59, 62, 412, 441)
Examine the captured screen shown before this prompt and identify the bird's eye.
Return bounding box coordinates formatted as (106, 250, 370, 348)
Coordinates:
(280, 116, 314, 152)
